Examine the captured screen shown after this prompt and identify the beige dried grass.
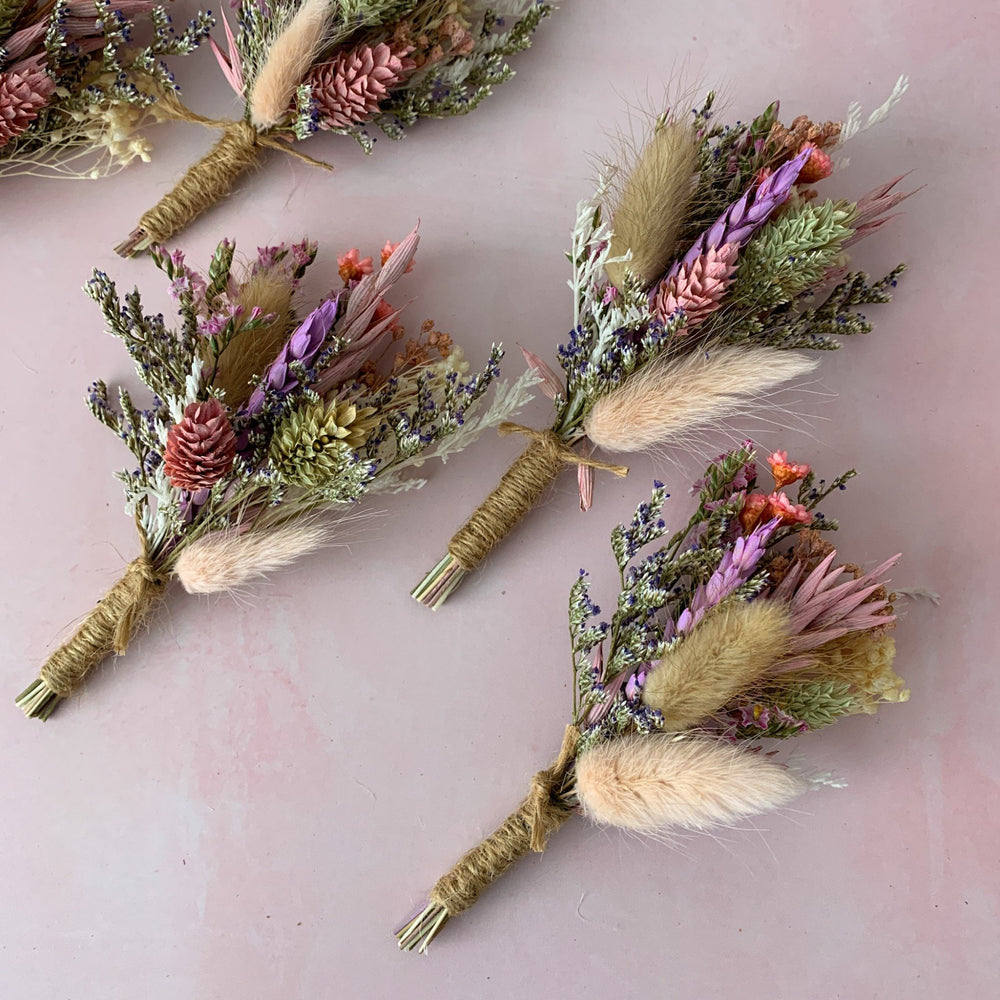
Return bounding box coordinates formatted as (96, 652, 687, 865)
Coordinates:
(583, 344, 819, 454)
(605, 119, 700, 289)
(213, 272, 296, 406)
(642, 603, 793, 730)
(250, 0, 333, 129)
(575, 733, 805, 834)
(175, 522, 331, 594)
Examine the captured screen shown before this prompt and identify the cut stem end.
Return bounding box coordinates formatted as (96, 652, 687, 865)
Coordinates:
(114, 227, 152, 258)
(15, 678, 63, 721)
(396, 903, 451, 954)
(411, 554, 468, 610)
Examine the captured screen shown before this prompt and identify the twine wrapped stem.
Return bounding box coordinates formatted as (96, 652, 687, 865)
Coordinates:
(397, 726, 579, 952)
(115, 101, 333, 257)
(15, 551, 168, 719)
(411, 424, 628, 608)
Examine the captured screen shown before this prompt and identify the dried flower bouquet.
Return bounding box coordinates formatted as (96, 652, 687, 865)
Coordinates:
(16, 226, 533, 719)
(116, 0, 552, 255)
(413, 79, 913, 608)
(398, 443, 907, 951)
(0, 0, 211, 177)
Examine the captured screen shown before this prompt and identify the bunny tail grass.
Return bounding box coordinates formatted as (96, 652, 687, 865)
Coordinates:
(249, 0, 332, 129)
(175, 521, 331, 594)
(575, 734, 806, 834)
(584, 345, 820, 453)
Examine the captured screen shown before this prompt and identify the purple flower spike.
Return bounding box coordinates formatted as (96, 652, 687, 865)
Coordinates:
(243, 295, 340, 416)
(671, 146, 811, 277)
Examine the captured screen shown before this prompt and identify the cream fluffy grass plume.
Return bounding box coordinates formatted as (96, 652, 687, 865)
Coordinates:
(412, 79, 913, 608)
(16, 228, 536, 720)
(115, 0, 554, 255)
(398, 443, 909, 952)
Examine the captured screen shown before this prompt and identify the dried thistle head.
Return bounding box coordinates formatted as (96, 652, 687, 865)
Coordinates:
(605, 116, 701, 289)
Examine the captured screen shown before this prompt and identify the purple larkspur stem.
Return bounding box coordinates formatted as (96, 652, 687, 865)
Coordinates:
(242, 295, 340, 417)
(669, 146, 811, 278)
(676, 517, 779, 634)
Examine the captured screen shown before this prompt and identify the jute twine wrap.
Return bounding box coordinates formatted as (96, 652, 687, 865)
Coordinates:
(38, 552, 168, 699)
(120, 98, 333, 253)
(428, 725, 580, 916)
(446, 423, 629, 573)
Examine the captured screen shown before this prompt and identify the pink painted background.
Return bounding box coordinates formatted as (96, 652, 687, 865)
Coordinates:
(2, 1, 997, 996)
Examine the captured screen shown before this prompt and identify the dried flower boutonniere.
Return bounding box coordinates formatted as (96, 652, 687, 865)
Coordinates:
(413, 79, 914, 607)
(116, 0, 553, 255)
(399, 442, 908, 950)
(0, 0, 212, 178)
(16, 226, 534, 719)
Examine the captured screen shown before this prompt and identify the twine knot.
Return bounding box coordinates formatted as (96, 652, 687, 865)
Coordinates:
(37, 552, 168, 699)
(428, 726, 580, 914)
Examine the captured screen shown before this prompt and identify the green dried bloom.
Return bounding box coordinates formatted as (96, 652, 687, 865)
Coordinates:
(269, 399, 378, 486)
(734, 198, 857, 308)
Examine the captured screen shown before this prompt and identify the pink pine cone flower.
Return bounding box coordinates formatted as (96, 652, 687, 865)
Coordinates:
(164, 399, 237, 491)
(651, 243, 738, 328)
(309, 42, 415, 130)
(0, 67, 56, 147)
(767, 450, 811, 488)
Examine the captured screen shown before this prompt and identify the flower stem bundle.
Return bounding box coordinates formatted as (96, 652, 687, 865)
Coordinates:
(413, 81, 913, 607)
(115, 0, 553, 255)
(17, 226, 534, 720)
(0, 0, 212, 178)
(399, 443, 909, 951)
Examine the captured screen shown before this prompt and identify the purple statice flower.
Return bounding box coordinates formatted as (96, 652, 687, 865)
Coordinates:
(241, 295, 340, 417)
(676, 517, 779, 634)
(669, 145, 812, 278)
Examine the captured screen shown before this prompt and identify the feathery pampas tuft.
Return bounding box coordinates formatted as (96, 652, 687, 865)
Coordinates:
(642, 602, 793, 729)
(175, 522, 332, 594)
(250, 0, 333, 129)
(605, 120, 700, 289)
(583, 345, 819, 454)
(575, 734, 806, 834)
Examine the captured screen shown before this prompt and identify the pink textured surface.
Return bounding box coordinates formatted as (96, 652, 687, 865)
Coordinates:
(2, 1, 997, 996)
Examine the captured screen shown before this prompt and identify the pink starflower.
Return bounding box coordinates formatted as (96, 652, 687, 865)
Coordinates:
(766, 491, 813, 526)
(338, 248, 374, 283)
(767, 450, 811, 488)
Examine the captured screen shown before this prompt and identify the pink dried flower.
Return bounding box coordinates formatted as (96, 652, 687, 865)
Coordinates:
(308, 42, 415, 130)
(767, 450, 810, 488)
(739, 492, 771, 533)
(651, 243, 738, 328)
(766, 490, 813, 526)
(0, 67, 56, 147)
(519, 345, 564, 401)
(164, 399, 237, 491)
(338, 248, 374, 283)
